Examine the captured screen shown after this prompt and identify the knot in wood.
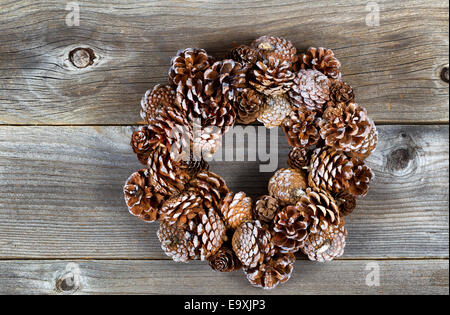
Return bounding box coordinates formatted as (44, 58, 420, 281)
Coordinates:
(55, 263, 81, 293)
(69, 48, 96, 68)
(387, 148, 413, 172)
(441, 65, 449, 83)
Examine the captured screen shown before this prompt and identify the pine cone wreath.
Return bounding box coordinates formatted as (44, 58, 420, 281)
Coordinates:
(140, 84, 176, 122)
(301, 220, 347, 262)
(208, 246, 243, 272)
(219, 192, 253, 230)
(287, 146, 311, 169)
(257, 95, 292, 128)
(254, 195, 280, 223)
(234, 88, 263, 124)
(289, 69, 331, 112)
(251, 36, 298, 65)
(268, 168, 308, 205)
(296, 47, 342, 79)
(225, 45, 259, 70)
(272, 205, 309, 253)
(245, 251, 295, 290)
(282, 106, 320, 148)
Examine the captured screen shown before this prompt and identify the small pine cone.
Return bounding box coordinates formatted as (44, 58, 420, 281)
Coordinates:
(219, 192, 253, 230)
(296, 188, 341, 234)
(245, 252, 295, 290)
(335, 192, 356, 216)
(204, 59, 247, 104)
(308, 147, 354, 194)
(282, 107, 320, 148)
(225, 45, 258, 70)
(208, 246, 243, 272)
(157, 220, 197, 262)
(296, 47, 341, 79)
(287, 147, 311, 169)
(257, 95, 292, 128)
(180, 157, 209, 176)
(289, 69, 331, 112)
(330, 80, 354, 104)
(188, 171, 230, 210)
(272, 205, 309, 253)
(123, 169, 167, 222)
(319, 102, 373, 153)
(302, 220, 347, 262)
(268, 168, 308, 205)
(140, 85, 176, 122)
(252, 36, 298, 65)
(131, 126, 156, 165)
(254, 195, 280, 223)
(232, 220, 274, 268)
(249, 59, 295, 96)
(234, 89, 263, 124)
(348, 159, 374, 197)
(348, 122, 378, 160)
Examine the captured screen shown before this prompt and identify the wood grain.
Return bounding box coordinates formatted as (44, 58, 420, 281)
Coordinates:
(0, 0, 448, 125)
(0, 259, 447, 295)
(0, 125, 447, 259)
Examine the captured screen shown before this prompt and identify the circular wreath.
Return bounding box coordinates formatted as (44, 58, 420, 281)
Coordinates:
(124, 36, 377, 290)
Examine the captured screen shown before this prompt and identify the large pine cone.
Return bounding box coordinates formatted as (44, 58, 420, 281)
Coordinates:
(140, 85, 177, 122)
(348, 159, 374, 197)
(234, 89, 263, 124)
(257, 95, 292, 128)
(219, 192, 253, 230)
(188, 171, 230, 210)
(208, 246, 243, 272)
(245, 252, 295, 290)
(268, 168, 308, 205)
(287, 146, 311, 169)
(319, 102, 373, 153)
(254, 195, 280, 223)
(272, 205, 309, 253)
(225, 45, 258, 70)
(252, 36, 298, 65)
(282, 107, 320, 148)
(123, 169, 167, 222)
(308, 147, 354, 194)
(301, 220, 347, 262)
(232, 220, 275, 268)
(289, 69, 331, 112)
(249, 59, 295, 96)
(158, 221, 197, 262)
(296, 47, 341, 79)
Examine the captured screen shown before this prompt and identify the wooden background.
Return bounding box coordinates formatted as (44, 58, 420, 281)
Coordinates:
(0, 0, 448, 295)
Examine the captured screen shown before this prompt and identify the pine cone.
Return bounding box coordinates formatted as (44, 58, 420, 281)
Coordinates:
(225, 45, 258, 70)
(251, 36, 298, 65)
(131, 126, 157, 165)
(330, 80, 354, 104)
(335, 192, 356, 216)
(188, 171, 230, 210)
(140, 85, 176, 122)
(257, 95, 292, 128)
(180, 156, 209, 176)
(282, 107, 320, 148)
(254, 195, 280, 223)
(232, 220, 274, 268)
(319, 102, 373, 153)
(348, 159, 374, 197)
(287, 147, 311, 169)
(219, 192, 253, 229)
(348, 122, 378, 160)
(249, 59, 295, 96)
(268, 168, 308, 205)
(308, 147, 354, 193)
(160, 190, 203, 224)
(301, 220, 347, 262)
(289, 69, 331, 112)
(296, 47, 341, 79)
(208, 246, 243, 272)
(272, 205, 309, 253)
(157, 220, 197, 262)
(245, 252, 295, 290)
(234, 89, 263, 124)
(123, 169, 167, 222)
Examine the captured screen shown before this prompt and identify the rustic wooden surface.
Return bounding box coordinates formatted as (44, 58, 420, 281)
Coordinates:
(0, 0, 448, 295)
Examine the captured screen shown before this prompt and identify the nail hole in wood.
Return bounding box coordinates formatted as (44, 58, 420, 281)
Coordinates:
(69, 47, 96, 69)
(441, 65, 449, 83)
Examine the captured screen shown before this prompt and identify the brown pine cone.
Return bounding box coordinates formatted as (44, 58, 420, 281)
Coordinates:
(254, 195, 280, 223)
(123, 169, 167, 222)
(159, 190, 203, 225)
(234, 89, 263, 124)
(219, 192, 253, 230)
(348, 159, 374, 197)
(289, 69, 331, 112)
(232, 220, 275, 268)
(348, 122, 378, 160)
(140, 85, 176, 122)
(301, 220, 347, 262)
(335, 192, 356, 216)
(131, 126, 157, 165)
(268, 168, 308, 205)
(245, 252, 295, 290)
(296, 188, 341, 234)
(249, 59, 295, 96)
(225, 45, 258, 70)
(180, 156, 209, 176)
(272, 205, 309, 253)
(188, 171, 230, 210)
(252, 36, 298, 65)
(282, 107, 320, 148)
(287, 147, 311, 169)
(257, 95, 292, 128)
(330, 80, 354, 104)
(157, 220, 197, 262)
(308, 147, 354, 194)
(319, 102, 373, 153)
(296, 47, 341, 79)
(208, 246, 243, 272)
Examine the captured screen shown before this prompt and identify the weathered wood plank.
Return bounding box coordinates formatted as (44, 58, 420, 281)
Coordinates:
(0, 125, 447, 259)
(0, 0, 448, 124)
(0, 259, 447, 295)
